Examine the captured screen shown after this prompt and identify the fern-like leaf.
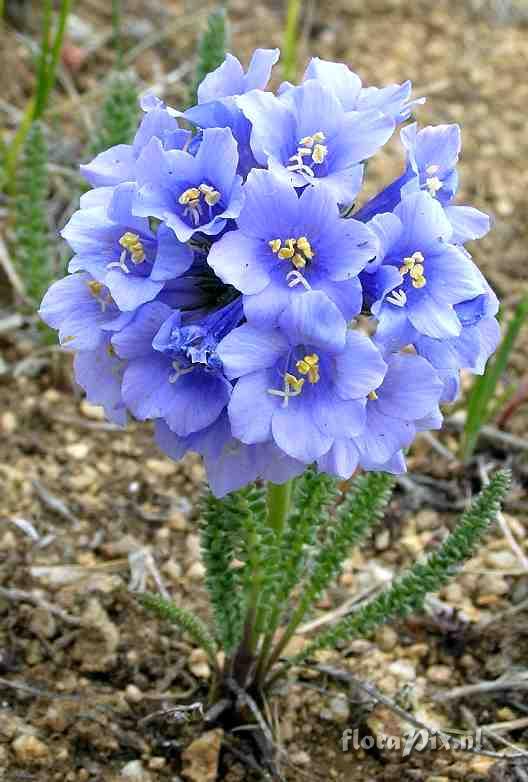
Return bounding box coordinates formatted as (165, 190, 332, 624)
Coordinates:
(188, 7, 229, 106)
(14, 121, 52, 306)
(288, 469, 510, 668)
(200, 489, 250, 652)
(90, 72, 139, 157)
(139, 592, 218, 668)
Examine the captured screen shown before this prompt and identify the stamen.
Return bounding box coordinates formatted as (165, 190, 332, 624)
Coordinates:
(267, 372, 305, 408)
(286, 270, 311, 290)
(87, 280, 112, 312)
(288, 130, 327, 176)
(368, 390, 379, 401)
(107, 249, 130, 274)
(272, 237, 315, 279)
(399, 250, 427, 289)
(296, 353, 320, 384)
(168, 360, 194, 384)
(119, 232, 145, 264)
(426, 176, 442, 196)
(179, 184, 221, 225)
(426, 164, 440, 175)
(386, 288, 407, 307)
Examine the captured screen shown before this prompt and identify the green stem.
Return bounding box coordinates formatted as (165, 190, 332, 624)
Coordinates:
(282, 0, 302, 83)
(42, 0, 73, 115)
(253, 481, 292, 686)
(266, 481, 293, 536)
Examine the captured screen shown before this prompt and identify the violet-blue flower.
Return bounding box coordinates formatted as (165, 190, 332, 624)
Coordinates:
(217, 291, 386, 463)
(208, 168, 376, 326)
(113, 296, 241, 437)
(363, 191, 488, 343)
(80, 94, 190, 188)
(284, 57, 424, 122)
(133, 127, 244, 241)
(317, 352, 443, 478)
(155, 412, 304, 498)
(63, 185, 193, 311)
(237, 79, 395, 204)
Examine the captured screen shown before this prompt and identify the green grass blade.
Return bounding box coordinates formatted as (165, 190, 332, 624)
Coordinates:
(462, 294, 528, 461)
(282, 0, 301, 82)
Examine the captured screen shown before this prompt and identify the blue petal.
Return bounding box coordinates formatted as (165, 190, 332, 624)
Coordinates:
(334, 331, 387, 399)
(217, 322, 288, 379)
(227, 370, 276, 442)
(208, 231, 271, 295)
(278, 290, 347, 353)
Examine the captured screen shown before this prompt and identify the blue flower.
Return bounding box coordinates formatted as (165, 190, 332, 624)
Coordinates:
(217, 290, 386, 463)
(363, 192, 488, 342)
(318, 352, 443, 478)
(39, 271, 132, 424)
(238, 79, 395, 204)
(283, 57, 424, 122)
(133, 127, 244, 241)
(356, 123, 490, 244)
(412, 316, 501, 403)
(113, 296, 241, 437)
(185, 49, 280, 177)
(63, 185, 193, 311)
(39, 271, 131, 350)
(155, 412, 304, 497)
(208, 168, 376, 326)
(80, 94, 190, 188)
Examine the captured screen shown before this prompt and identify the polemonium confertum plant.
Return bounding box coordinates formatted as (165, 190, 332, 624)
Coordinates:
(40, 51, 508, 736)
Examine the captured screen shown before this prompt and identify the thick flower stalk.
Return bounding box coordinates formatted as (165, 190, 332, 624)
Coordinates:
(39, 52, 499, 496)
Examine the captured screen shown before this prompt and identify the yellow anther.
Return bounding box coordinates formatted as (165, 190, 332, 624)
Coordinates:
(289, 131, 328, 175)
(368, 390, 379, 401)
(312, 144, 327, 165)
(278, 239, 296, 260)
(178, 187, 201, 205)
(399, 250, 427, 288)
(285, 372, 305, 393)
(119, 231, 145, 264)
(296, 353, 320, 384)
(88, 280, 103, 297)
(409, 263, 425, 280)
(291, 253, 306, 269)
(273, 237, 315, 273)
(107, 343, 117, 358)
(199, 183, 221, 206)
(296, 237, 314, 259)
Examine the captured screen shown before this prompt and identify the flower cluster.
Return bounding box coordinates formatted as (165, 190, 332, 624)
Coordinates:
(40, 51, 499, 496)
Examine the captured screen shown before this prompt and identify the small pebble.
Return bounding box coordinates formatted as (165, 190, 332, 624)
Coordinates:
(145, 458, 176, 477)
(485, 550, 517, 570)
(125, 684, 143, 704)
(12, 734, 49, 764)
(426, 665, 452, 685)
(290, 750, 311, 766)
(375, 529, 390, 551)
(163, 559, 182, 582)
(80, 400, 105, 420)
(120, 760, 151, 781)
(65, 441, 91, 460)
(187, 561, 206, 581)
(376, 626, 398, 652)
(477, 573, 509, 596)
(388, 660, 416, 682)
